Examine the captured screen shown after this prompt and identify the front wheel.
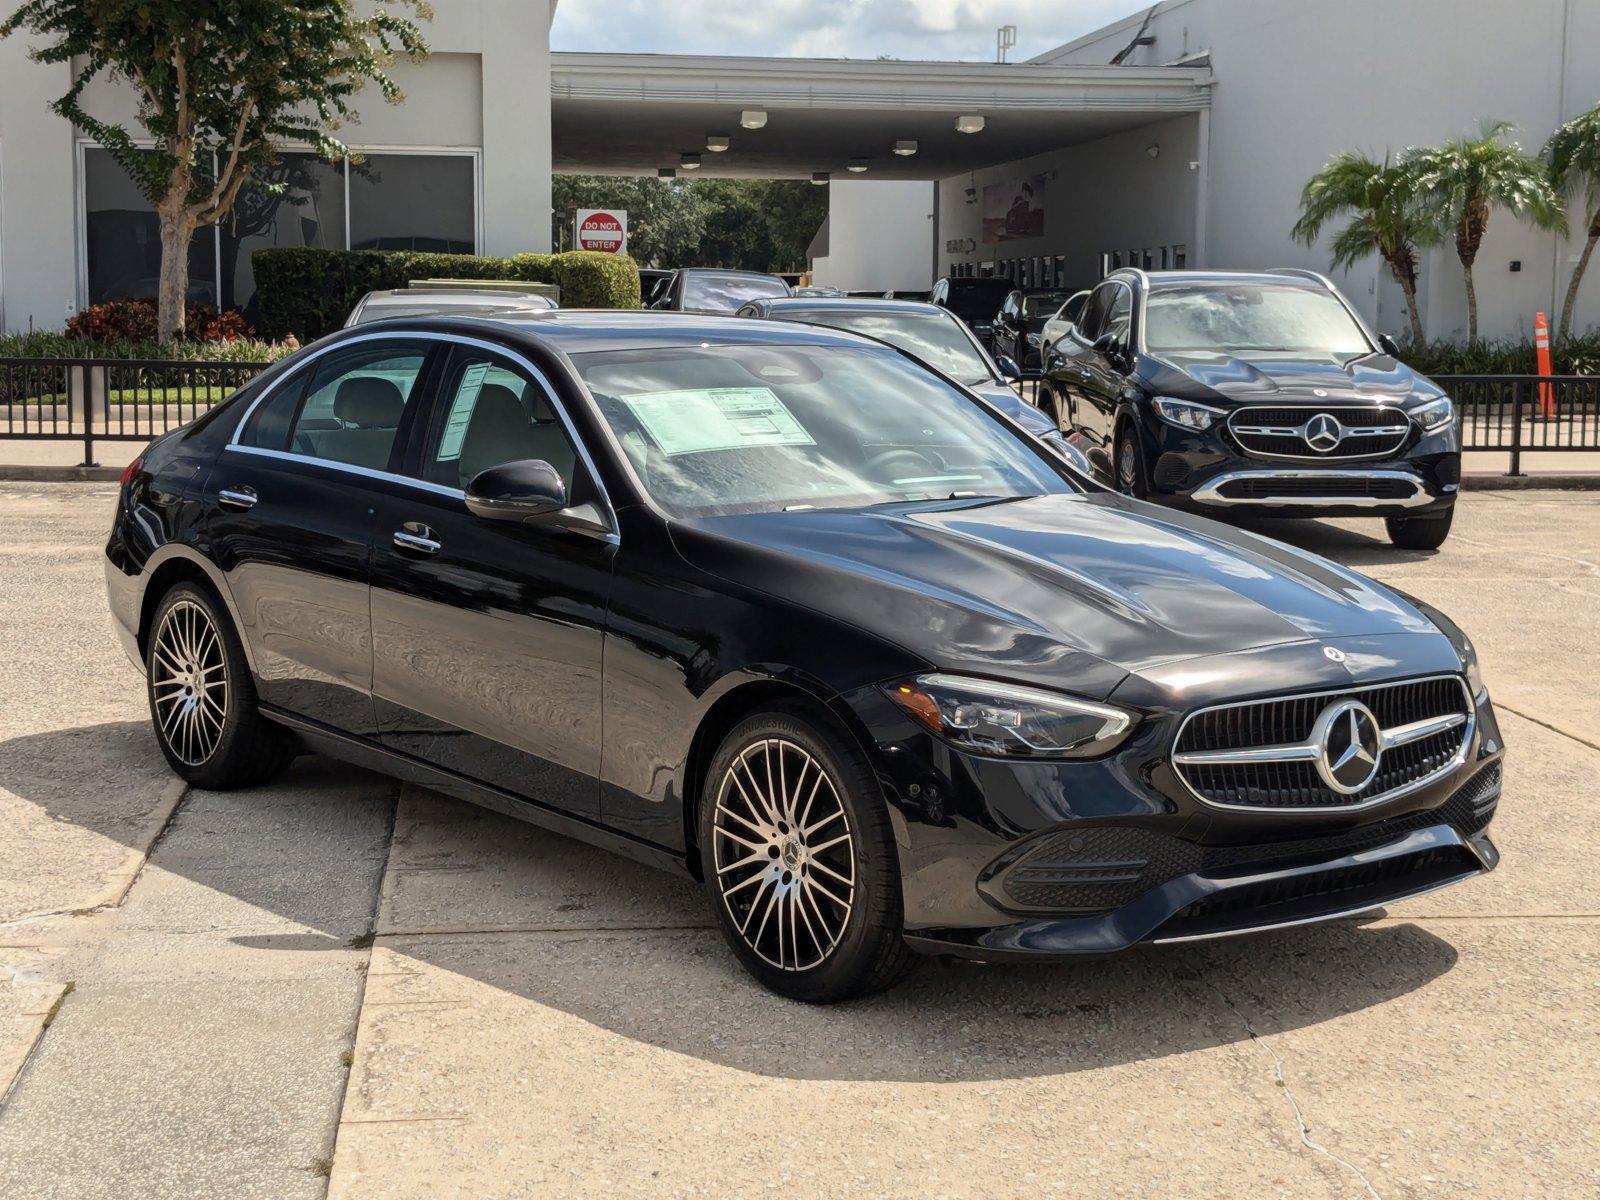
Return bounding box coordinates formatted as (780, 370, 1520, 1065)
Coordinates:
(145, 583, 295, 788)
(699, 704, 917, 1003)
(1115, 422, 1150, 499)
(1385, 507, 1454, 550)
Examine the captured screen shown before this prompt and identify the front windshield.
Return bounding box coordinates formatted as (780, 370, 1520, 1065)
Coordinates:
(572, 342, 1070, 517)
(1021, 292, 1072, 322)
(945, 280, 1011, 319)
(681, 274, 790, 312)
(1145, 283, 1373, 355)
(785, 309, 993, 386)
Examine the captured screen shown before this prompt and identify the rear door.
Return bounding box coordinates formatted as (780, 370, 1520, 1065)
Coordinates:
(206, 336, 434, 733)
(369, 342, 615, 820)
(1079, 281, 1135, 448)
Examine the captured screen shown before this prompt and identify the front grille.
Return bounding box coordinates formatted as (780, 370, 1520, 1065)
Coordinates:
(1229, 404, 1411, 461)
(1214, 475, 1418, 501)
(1173, 675, 1473, 810)
(988, 763, 1500, 914)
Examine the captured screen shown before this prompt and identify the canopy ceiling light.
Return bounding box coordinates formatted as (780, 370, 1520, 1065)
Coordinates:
(893, 140, 918, 156)
(706, 134, 730, 152)
(681, 153, 701, 170)
(955, 114, 986, 134)
(740, 110, 767, 129)
(811, 171, 830, 185)
(847, 158, 870, 173)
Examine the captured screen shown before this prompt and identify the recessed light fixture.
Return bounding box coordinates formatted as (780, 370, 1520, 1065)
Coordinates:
(811, 171, 830, 185)
(893, 140, 918, 156)
(740, 110, 767, 130)
(1146, 143, 1160, 159)
(706, 134, 730, 152)
(657, 167, 676, 178)
(847, 158, 869, 173)
(681, 153, 701, 170)
(955, 114, 985, 134)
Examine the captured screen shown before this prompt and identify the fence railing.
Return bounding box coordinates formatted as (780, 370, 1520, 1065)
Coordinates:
(1, 357, 268, 465)
(3, 357, 1598, 476)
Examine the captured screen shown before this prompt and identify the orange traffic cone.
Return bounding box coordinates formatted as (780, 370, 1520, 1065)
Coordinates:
(1534, 311, 1555, 420)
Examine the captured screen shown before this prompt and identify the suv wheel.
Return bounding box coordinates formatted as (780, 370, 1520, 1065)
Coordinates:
(146, 583, 295, 788)
(1385, 507, 1454, 550)
(1115, 422, 1150, 499)
(699, 704, 917, 1003)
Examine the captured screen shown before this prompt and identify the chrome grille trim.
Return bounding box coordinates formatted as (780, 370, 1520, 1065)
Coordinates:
(1190, 469, 1430, 508)
(1228, 404, 1412, 461)
(1171, 675, 1475, 814)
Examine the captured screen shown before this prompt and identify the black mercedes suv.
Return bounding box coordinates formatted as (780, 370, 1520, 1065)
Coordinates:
(1040, 269, 1460, 548)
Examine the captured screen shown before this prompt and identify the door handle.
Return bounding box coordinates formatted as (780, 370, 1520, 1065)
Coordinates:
(217, 486, 257, 511)
(1078, 367, 1093, 380)
(392, 523, 441, 555)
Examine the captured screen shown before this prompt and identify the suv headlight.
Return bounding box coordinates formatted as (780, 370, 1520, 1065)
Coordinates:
(884, 673, 1135, 759)
(1151, 397, 1225, 431)
(1410, 396, 1454, 432)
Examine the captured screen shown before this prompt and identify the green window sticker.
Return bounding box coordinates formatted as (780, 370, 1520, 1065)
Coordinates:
(621, 387, 815, 456)
(437, 362, 492, 461)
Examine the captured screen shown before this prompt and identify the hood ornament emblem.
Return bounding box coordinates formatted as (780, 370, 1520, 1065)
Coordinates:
(1312, 388, 1329, 397)
(1323, 645, 1346, 663)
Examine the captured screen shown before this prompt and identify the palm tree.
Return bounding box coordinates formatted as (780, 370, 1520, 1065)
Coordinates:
(1292, 152, 1434, 345)
(1545, 102, 1600, 341)
(1406, 120, 1566, 343)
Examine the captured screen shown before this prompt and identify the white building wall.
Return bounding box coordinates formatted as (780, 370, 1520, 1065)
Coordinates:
(1038, 0, 1600, 341)
(934, 114, 1200, 292)
(811, 180, 935, 292)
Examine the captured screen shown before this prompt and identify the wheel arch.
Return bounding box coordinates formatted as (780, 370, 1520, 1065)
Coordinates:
(135, 548, 253, 671)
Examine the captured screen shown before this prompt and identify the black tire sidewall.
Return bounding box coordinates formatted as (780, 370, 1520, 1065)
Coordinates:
(1116, 421, 1149, 499)
(1386, 505, 1455, 550)
(698, 704, 906, 1003)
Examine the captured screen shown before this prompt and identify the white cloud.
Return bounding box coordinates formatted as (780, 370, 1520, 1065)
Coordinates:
(550, 0, 1142, 62)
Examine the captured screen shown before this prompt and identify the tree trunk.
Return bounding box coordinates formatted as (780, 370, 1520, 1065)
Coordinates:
(156, 205, 196, 343)
(1463, 263, 1479, 344)
(1383, 248, 1426, 345)
(1400, 278, 1426, 345)
(1559, 211, 1600, 341)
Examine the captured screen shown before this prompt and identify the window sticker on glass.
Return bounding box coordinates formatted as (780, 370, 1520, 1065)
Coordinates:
(437, 362, 491, 460)
(621, 387, 816, 456)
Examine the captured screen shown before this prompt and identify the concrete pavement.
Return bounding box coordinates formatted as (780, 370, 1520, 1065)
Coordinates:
(0, 483, 1596, 1198)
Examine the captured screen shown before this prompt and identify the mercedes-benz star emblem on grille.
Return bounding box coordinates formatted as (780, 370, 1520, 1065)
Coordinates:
(1304, 413, 1343, 452)
(1312, 699, 1382, 794)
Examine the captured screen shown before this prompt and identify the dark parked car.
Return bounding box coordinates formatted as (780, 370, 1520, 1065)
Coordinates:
(929, 275, 1013, 347)
(992, 288, 1076, 370)
(734, 296, 1089, 471)
(638, 268, 673, 307)
(1040, 268, 1461, 548)
(651, 268, 790, 313)
(107, 310, 1501, 1002)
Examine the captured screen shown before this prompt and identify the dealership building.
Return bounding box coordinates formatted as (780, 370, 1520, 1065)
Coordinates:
(1, 0, 1597, 341)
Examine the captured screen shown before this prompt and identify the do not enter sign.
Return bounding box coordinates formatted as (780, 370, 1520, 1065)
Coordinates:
(575, 208, 628, 254)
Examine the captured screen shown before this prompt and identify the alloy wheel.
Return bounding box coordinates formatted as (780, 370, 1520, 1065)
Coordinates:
(150, 599, 229, 766)
(1118, 436, 1137, 493)
(712, 738, 856, 972)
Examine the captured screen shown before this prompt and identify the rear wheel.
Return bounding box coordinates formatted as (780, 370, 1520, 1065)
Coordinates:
(699, 704, 917, 1003)
(145, 583, 294, 789)
(1115, 421, 1150, 499)
(1385, 507, 1454, 550)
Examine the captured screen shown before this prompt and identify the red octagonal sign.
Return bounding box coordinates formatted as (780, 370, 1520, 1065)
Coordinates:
(576, 209, 627, 254)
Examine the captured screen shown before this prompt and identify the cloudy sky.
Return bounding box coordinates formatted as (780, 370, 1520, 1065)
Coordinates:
(550, 1, 1145, 62)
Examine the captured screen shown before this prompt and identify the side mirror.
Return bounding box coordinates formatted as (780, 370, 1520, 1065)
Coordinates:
(1376, 332, 1403, 359)
(465, 459, 567, 521)
(995, 354, 1022, 380)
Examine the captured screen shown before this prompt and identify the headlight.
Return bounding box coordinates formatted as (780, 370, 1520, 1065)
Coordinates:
(1461, 635, 1488, 701)
(884, 673, 1135, 759)
(1151, 397, 1225, 431)
(1410, 396, 1454, 432)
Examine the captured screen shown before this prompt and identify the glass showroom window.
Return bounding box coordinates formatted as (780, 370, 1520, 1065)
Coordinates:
(348, 154, 475, 254)
(84, 148, 214, 306)
(219, 152, 346, 316)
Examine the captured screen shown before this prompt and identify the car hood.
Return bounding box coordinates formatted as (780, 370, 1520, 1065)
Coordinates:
(1152, 350, 1425, 403)
(673, 492, 1443, 701)
(971, 381, 1055, 437)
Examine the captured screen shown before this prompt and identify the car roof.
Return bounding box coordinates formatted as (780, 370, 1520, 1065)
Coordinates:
(1126, 269, 1329, 290)
(746, 297, 947, 317)
(387, 309, 882, 355)
(361, 289, 553, 308)
(674, 267, 786, 280)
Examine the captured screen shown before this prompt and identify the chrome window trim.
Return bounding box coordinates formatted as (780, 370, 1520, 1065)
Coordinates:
(227, 329, 619, 532)
(1190, 469, 1430, 508)
(1169, 673, 1475, 815)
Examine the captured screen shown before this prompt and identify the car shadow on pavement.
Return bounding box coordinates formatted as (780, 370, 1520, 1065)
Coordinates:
(1230, 516, 1441, 567)
(7, 720, 1463, 1084)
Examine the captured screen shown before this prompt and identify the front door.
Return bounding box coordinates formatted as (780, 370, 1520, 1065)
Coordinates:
(370, 344, 614, 821)
(206, 337, 433, 734)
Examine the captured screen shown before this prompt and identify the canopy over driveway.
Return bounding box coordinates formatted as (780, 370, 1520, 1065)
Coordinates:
(551, 53, 1213, 179)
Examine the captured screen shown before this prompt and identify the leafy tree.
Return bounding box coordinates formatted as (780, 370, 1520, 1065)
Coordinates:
(1545, 101, 1600, 340)
(552, 175, 707, 266)
(0, 0, 430, 341)
(1406, 120, 1566, 343)
(1292, 152, 1436, 345)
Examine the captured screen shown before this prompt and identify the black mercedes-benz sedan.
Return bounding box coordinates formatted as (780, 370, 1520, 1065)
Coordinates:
(106, 311, 1503, 1002)
(1040, 269, 1461, 549)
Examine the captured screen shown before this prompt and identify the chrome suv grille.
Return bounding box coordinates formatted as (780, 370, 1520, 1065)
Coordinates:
(1172, 675, 1473, 811)
(1229, 404, 1412, 461)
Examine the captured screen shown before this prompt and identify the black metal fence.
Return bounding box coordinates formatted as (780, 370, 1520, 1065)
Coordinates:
(2, 357, 1598, 476)
(1, 357, 267, 466)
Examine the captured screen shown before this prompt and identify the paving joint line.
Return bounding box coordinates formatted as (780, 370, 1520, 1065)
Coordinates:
(1495, 702, 1600, 753)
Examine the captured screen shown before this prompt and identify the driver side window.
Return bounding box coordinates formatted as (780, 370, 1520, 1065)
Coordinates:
(419, 349, 579, 492)
(1103, 286, 1133, 347)
(1078, 285, 1114, 341)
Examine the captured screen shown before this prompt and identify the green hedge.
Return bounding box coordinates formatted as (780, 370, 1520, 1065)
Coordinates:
(1398, 334, 1600, 377)
(252, 248, 641, 341)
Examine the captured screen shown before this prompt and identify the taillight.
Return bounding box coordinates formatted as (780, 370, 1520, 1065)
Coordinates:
(119, 455, 144, 490)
